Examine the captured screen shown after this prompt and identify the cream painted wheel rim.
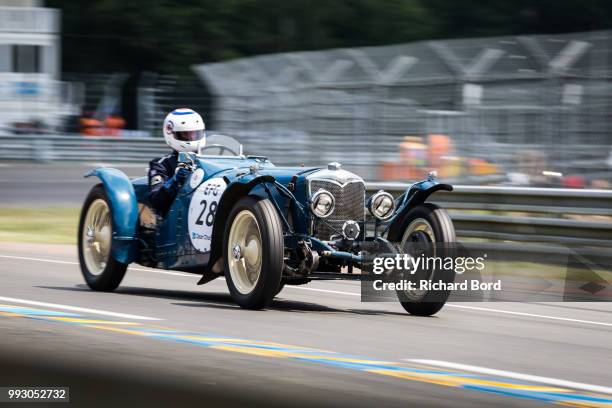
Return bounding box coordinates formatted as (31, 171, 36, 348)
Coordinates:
(228, 210, 262, 295)
(400, 218, 435, 300)
(82, 199, 112, 275)
(401, 219, 435, 245)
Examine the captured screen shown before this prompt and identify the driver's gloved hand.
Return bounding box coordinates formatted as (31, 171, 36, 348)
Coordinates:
(175, 166, 191, 185)
(163, 166, 191, 194)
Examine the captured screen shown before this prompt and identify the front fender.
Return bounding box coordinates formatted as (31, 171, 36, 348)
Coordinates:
(85, 168, 139, 264)
(202, 173, 276, 274)
(384, 179, 453, 236)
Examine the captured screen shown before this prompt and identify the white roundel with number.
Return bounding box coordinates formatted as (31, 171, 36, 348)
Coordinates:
(188, 177, 227, 252)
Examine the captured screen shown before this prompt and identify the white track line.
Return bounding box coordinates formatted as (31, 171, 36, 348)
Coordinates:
(0, 254, 77, 265)
(287, 286, 360, 296)
(3, 253, 612, 327)
(445, 304, 612, 327)
(284, 287, 612, 327)
(0, 296, 161, 321)
(405, 359, 612, 395)
(0, 254, 193, 277)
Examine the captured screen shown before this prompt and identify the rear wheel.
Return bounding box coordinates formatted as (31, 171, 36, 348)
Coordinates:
(224, 196, 284, 309)
(78, 184, 127, 291)
(388, 203, 455, 316)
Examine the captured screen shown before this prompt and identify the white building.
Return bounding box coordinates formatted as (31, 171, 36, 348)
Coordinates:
(0, 0, 79, 131)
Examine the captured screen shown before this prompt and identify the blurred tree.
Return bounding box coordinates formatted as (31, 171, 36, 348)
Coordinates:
(48, 0, 612, 74)
(426, 0, 612, 37)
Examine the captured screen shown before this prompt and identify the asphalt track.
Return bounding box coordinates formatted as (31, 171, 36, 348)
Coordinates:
(0, 243, 611, 407)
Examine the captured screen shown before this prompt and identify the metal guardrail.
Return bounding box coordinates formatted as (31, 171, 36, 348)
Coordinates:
(2, 133, 609, 183)
(365, 183, 612, 265)
(0, 134, 169, 162)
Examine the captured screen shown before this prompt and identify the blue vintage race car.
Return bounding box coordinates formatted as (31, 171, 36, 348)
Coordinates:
(78, 135, 455, 316)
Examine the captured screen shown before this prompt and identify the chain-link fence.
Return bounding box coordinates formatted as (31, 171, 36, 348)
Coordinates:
(193, 30, 612, 187)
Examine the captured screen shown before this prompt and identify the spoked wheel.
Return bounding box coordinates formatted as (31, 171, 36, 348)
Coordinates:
(224, 196, 283, 309)
(388, 203, 455, 316)
(78, 184, 127, 291)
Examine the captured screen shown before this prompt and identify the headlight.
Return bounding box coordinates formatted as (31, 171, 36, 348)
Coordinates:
(368, 190, 395, 220)
(310, 189, 335, 218)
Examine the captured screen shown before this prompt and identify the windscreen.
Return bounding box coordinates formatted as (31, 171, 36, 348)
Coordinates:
(198, 134, 243, 156)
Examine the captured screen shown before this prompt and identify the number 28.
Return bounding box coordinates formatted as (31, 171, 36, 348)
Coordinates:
(196, 199, 217, 226)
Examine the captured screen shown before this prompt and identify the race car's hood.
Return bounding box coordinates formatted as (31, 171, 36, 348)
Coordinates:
(192, 155, 321, 186)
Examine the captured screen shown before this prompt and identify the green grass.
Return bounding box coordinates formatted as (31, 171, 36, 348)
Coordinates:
(0, 208, 79, 244)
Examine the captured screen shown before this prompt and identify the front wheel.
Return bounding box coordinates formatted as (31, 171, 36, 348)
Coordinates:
(223, 196, 284, 309)
(78, 184, 127, 291)
(274, 281, 285, 297)
(388, 203, 456, 316)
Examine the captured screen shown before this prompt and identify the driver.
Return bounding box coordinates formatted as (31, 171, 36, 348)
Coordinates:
(148, 108, 205, 214)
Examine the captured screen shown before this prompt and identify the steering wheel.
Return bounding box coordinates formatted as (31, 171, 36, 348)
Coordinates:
(199, 144, 239, 156)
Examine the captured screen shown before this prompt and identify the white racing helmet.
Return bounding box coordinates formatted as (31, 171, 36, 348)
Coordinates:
(162, 108, 205, 152)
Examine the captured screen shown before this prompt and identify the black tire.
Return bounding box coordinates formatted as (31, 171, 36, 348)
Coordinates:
(223, 196, 284, 309)
(388, 203, 455, 316)
(78, 184, 127, 291)
(274, 281, 285, 297)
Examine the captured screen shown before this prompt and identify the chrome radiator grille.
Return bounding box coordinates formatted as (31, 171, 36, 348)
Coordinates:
(309, 179, 365, 240)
